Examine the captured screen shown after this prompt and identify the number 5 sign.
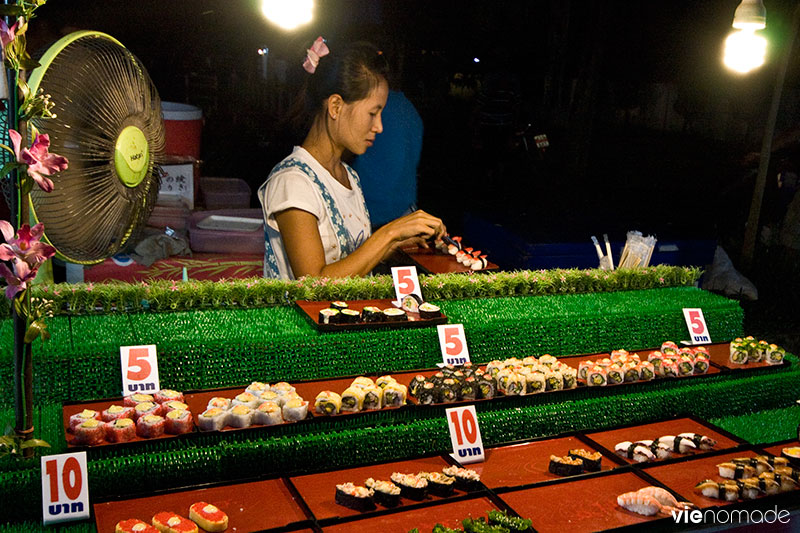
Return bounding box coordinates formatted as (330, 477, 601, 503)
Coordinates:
(41, 452, 90, 524)
(391, 266, 422, 306)
(120, 345, 160, 396)
(437, 324, 471, 366)
(683, 308, 711, 344)
(446, 406, 485, 464)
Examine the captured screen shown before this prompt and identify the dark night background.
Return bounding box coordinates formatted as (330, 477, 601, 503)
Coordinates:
(21, 0, 800, 344)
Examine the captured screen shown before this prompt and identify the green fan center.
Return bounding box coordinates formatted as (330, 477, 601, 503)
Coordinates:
(115, 126, 150, 187)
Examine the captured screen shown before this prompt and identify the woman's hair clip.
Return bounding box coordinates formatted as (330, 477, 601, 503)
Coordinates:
(303, 36, 329, 74)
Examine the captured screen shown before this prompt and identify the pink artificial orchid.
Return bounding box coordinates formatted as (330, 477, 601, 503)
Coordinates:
(0, 18, 17, 49)
(0, 220, 56, 269)
(0, 260, 35, 299)
(9, 129, 68, 193)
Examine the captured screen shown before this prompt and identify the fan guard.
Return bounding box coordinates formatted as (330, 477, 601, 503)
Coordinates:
(27, 31, 165, 264)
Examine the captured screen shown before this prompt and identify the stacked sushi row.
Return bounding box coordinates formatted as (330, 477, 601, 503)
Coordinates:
(729, 336, 785, 365)
(318, 300, 427, 325)
(434, 235, 490, 270)
(334, 466, 481, 511)
(548, 448, 603, 476)
(614, 432, 717, 463)
(197, 381, 308, 431)
(68, 389, 191, 445)
(314, 375, 408, 415)
(115, 501, 228, 533)
(697, 455, 799, 501)
(578, 343, 710, 387)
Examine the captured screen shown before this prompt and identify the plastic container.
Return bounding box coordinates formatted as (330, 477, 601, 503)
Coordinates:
(147, 205, 191, 231)
(199, 177, 252, 209)
(188, 209, 265, 254)
(162, 102, 203, 158)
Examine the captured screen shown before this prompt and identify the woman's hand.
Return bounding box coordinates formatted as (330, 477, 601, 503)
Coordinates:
(379, 210, 446, 247)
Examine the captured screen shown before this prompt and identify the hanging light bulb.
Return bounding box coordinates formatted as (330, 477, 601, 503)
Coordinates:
(724, 0, 767, 73)
(260, 0, 313, 31)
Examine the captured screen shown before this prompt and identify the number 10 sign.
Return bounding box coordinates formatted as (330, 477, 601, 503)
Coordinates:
(445, 405, 485, 463)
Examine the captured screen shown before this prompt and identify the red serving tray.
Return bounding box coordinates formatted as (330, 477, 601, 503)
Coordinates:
(93, 478, 309, 532)
(498, 471, 663, 532)
(295, 298, 447, 331)
(704, 342, 789, 371)
(641, 449, 799, 509)
(583, 417, 742, 466)
(399, 246, 499, 274)
(290, 456, 459, 521)
(472, 435, 623, 489)
(321, 496, 499, 532)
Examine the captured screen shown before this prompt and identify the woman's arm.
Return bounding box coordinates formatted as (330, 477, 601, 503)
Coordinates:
(275, 208, 445, 278)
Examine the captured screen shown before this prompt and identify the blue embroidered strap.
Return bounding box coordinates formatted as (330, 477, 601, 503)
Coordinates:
(263, 227, 281, 279)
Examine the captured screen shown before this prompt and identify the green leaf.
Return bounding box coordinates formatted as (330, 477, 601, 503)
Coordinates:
(0, 162, 19, 179)
(24, 319, 45, 343)
(20, 438, 50, 449)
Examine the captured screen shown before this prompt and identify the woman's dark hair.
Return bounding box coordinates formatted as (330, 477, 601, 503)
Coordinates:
(288, 40, 389, 138)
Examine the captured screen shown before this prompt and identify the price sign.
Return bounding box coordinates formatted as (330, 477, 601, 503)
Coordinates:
(683, 308, 711, 344)
(391, 266, 422, 306)
(437, 324, 470, 366)
(445, 406, 485, 464)
(41, 452, 90, 524)
(120, 345, 160, 396)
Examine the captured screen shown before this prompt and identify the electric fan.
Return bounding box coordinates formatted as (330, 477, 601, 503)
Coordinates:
(26, 30, 165, 264)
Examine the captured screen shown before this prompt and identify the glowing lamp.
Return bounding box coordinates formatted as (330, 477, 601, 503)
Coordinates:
(261, 0, 313, 31)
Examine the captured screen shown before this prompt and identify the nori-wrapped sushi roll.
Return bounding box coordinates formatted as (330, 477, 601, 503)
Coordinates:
(390, 472, 428, 500)
(409, 374, 427, 397)
(417, 381, 437, 405)
(459, 377, 477, 400)
(569, 449, 603, 472)
(430, 371, 445, 386)
(441, 365, 457, 378)
(365, 478, 400, 507)
(477, 375, 496, 399)
(418, 302, 442, 319)
(401, 294, 424, 313)
(360, 306, 384, 323)
(525, 372, 545, 394)
(339, 308, 361, 324)
(330, 301, 349, 311)
(442, 466, 481, 492)
(318, 308, 340, 325)
(549, 455, 584, 476)
(383, 308, 408, 322)
(335, 482, 375, 511)
(440, 378, 460, 403)
(423, 472, 455, 496)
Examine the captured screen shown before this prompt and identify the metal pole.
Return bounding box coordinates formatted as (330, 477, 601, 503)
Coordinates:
(741, 3, 800, 271)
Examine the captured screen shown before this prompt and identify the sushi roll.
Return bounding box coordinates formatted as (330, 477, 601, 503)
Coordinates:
(123, 393, 155, 408)
(766, 344, 785, 365)
(360, 306, 384, 322)
(227, 404, 253, 428)
(382, 382, 408, 407)
(257, 390, 280, 405)
(729, 339, 750, 364)
(115, 519, 159, 533)
(605, 364, 624, 385)
(207, 397, 232, 411)
(408, 374, 427, 397)
(569, 449, 603, 472)
(376, 375, 397, 388)
(610, 349, 630, 363)
(277, 391, 303, 407)
(314, 390, 342, 415)
(164, 409, 193, 435)
(401, 293, 424, 313)
(524, 372, 546, 394)
(136, 414, 165, 438)
(271, 381, 296, 396)
(439, 378, 460, 403)
(282, 397, 309, 421)
(661, 341, 679, 355)
(105, 418, 136, 443)
(341, 386, 366, 412)
(151, 512, 199, 533)
(544, 370, 564, 391)
(693, 354, 710, 374)
(73, 419, 105, 446)
(423, 471, 455, 496)
(458, 377, 477, 401)
(254, 401, 283, 425)
(539, 354, 558, 367)
(365, 478, 401, 507)
(197, 408, 228, 431)
(153, 389, 184, 404)
(339, 308, 361, 324)
(382, 308, 408, 322)
(677, 355, 695, 376)
(549, 455, 584, 476)
(485, 360, 504, 377)
(334, 482, 375, 511)
(330, 300, 349, 311)
(577, 360, 594, 381)
(418, 302, 442, 319)
(477, 375, 497, 399)
(622, 362, 640, 383)
(390, 472, 428, 500)
(417, 381, 438, 405)
(318, 308, 340, 325)
(351, 376, 376, 389)
(586, 365, 607, 387)
(162, 400, 189, 413)
(69, 409, 101, 432)
(661, 359, 679, 378)
(133, 401, 162, 420)
(245, 381, 269, 396)
(441, 466, 481, 491)
(637, 361, 656, 381)
(101, 405, 135, 422)
(595, 357, 613, 368)
(232, 392, 259, 409)
(188, 502, 228, 533)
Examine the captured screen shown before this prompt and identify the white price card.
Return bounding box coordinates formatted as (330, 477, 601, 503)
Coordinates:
(683, 308, 711, 344)
(391, 266, 423, 306)
(437, 324, 471, 366)
(445, 405, 485, 464)
(41, 451, 90, 524)
(120, 344, 160, 396)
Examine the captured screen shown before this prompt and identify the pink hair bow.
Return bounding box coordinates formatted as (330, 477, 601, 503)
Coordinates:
(303, 36, 329, 74)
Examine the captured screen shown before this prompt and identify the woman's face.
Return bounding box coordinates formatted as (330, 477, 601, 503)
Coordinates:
(336, 79, 389, 155)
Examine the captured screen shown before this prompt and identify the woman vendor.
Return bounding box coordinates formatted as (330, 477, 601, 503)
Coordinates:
(258, 37, 445, 279)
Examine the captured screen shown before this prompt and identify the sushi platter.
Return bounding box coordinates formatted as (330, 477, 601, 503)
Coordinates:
(295, 298, 448, 332)
(93, 416, 797, 532)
